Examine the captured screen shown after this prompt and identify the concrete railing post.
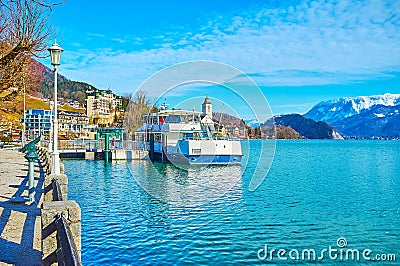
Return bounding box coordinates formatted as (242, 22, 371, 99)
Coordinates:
(37, 147, 52, 175)
(60, 162, 64, 175)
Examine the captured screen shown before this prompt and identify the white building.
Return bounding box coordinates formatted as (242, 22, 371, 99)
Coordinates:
(201, 96, 214, 126)
(24, 109, 52, 140)
(24, 109, 89, 140)
(58, 111, 90, 139)
(202, 95, 212, 119)
(86, 88, 122, 117)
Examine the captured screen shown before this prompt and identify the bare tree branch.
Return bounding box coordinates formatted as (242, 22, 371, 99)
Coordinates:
(32, 0, 66, 8)
(124, 90, 153, 134)
(0, 0, 62, 92)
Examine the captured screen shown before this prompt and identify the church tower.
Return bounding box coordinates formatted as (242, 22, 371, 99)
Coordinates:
(202, 95, 212, 119)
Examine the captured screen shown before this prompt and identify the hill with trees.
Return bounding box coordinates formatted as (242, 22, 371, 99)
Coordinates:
(270, 114, 343, 139)
(38, 62, 93, 105)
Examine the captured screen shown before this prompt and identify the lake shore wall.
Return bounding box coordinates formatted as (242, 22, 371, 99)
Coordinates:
(37, 147, 82, 265)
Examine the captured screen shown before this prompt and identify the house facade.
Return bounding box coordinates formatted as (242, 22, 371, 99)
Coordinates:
(86, 88, 122, 117)
(24, 109, 90, 140)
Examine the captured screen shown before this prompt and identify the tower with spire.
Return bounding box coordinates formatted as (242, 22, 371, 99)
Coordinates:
(202, 95, 212, 119)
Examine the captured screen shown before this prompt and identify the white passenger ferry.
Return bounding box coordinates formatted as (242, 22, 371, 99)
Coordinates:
(135, 97, 242, 165)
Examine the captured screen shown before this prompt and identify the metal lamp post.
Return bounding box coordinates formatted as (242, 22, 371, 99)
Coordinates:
(49, 101, 54, 152)
(48, 42, 63, 175)
(38, 114, 41, 139)
(22, 79, 26, 146)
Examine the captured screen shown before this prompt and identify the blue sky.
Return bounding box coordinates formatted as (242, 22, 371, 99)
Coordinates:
(44, 0, 400, 118)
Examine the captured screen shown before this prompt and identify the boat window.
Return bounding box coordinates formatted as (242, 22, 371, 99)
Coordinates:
(184, 133, 194, 139)
(155, 134, 162, 142)
(192, 149, 201, 155)
(165, 116, 181, 123)
(137, 134, 144, 141)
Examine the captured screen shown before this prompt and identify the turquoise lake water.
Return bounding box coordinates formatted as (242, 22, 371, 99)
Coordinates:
(64, 140, 400, 265)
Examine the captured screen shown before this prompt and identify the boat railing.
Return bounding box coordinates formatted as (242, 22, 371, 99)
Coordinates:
(183, 136, 239, 141)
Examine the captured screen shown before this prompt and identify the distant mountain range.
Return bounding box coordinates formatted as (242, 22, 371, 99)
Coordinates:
(215, 113, 342, 139)
(241, 93, 400, 139)
(267, 114, 343, 139)
(244, 118, 261, 128)
(305, 93, 400, 138)
(213, 112, 244, 127)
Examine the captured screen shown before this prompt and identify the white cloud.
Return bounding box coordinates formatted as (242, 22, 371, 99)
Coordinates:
(87, 33, 106, 38)
(62, 0, 400, 94)
(111, 38, 128, 43)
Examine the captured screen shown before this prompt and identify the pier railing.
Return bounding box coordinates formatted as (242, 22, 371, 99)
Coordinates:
(54, 214, 81, 266)
(41, 139, 146, 152)
(58, 140, 105, 151)
(37, 146, 82, 266)
(112, 140, 144, 150)
(51, 178, 63, 201)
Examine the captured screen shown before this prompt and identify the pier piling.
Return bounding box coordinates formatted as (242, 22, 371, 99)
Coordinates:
(104, 133, 110, 164)
(149, 134, 154, 161)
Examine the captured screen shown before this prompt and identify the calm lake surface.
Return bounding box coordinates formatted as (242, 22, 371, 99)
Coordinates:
(64, 140, 400, 265)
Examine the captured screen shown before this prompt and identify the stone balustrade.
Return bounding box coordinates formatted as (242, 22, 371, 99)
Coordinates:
(36, 146, 82, 266)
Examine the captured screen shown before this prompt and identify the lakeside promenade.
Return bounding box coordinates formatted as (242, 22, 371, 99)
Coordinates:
(0, 150, 43, 266)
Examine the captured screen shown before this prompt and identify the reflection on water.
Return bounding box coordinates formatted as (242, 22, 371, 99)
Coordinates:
(127, 160, 243, 207)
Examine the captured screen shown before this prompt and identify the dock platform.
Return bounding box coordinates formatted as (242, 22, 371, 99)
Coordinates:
(0, 150, 43, 266)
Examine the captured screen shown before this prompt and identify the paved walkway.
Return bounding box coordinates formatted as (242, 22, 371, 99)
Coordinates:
(0, 150, 43, 266)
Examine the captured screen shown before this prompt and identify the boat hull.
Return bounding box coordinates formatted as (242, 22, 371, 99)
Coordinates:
(153, 152, 242, 165)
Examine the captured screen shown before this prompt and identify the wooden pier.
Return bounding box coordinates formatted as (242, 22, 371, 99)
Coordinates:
(45, 139, 148, 161)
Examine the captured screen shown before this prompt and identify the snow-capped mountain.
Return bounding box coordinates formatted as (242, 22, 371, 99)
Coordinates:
(334, 105, 400, 138)
(305, 93, 400, 138)
(305, 93, 400, 125)
(244, 119, 261, 128)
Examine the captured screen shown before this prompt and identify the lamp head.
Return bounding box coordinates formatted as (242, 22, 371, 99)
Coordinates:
(48, 42, 64, 66)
